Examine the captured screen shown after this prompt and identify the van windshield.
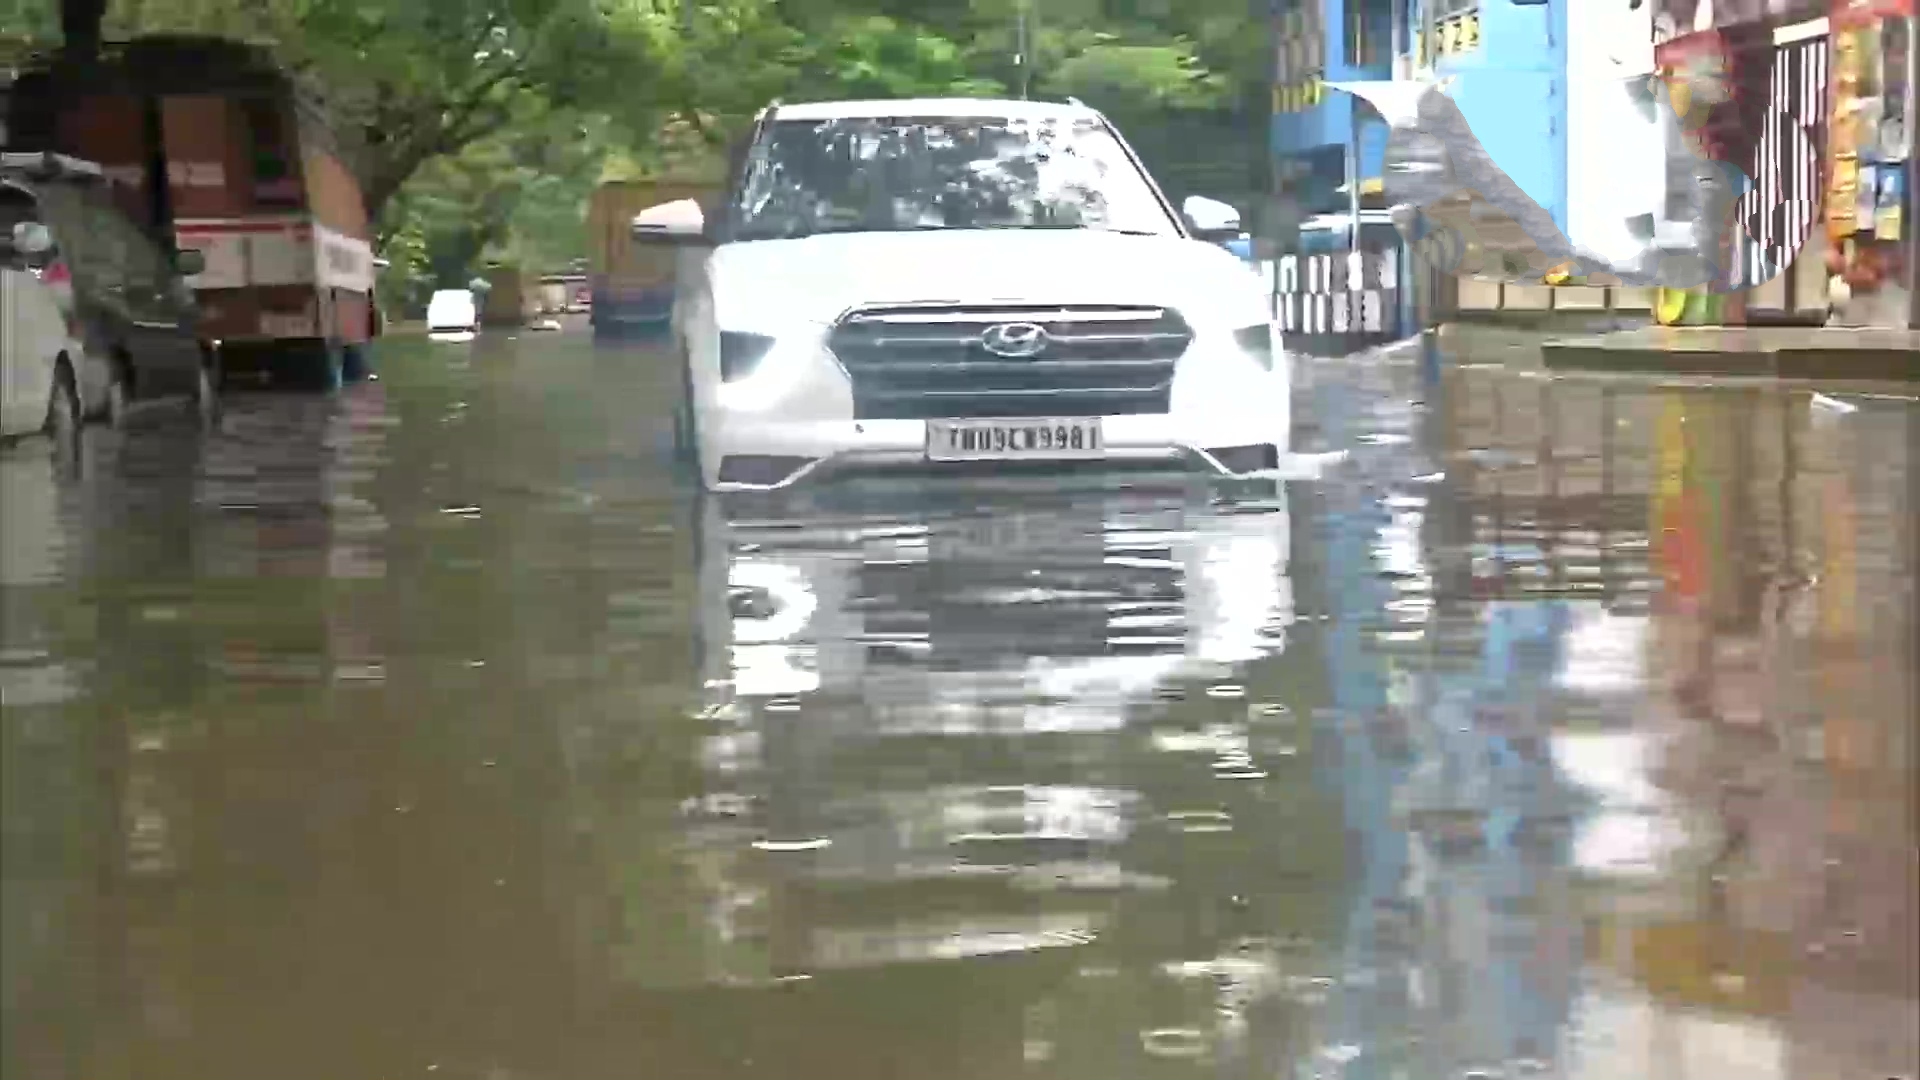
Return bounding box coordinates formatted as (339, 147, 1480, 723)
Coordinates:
(427, 291, 476, 328)
(731, 116, 1179, 240)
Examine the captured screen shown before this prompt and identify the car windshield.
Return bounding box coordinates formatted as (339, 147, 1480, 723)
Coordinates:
(731, 115, 1179, 240)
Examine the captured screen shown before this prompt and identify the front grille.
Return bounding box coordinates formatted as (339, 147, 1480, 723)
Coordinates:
(828, 304, 1191, 420)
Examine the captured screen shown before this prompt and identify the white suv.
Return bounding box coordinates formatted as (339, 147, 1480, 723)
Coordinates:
(632, 98, 1288, 492)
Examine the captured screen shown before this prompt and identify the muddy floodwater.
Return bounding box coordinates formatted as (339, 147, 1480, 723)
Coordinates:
(2, 329, 1914, 1080)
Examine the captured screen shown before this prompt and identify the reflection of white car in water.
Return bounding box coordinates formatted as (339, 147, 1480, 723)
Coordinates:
(703, 492, 1293, 703)
(0, 221, 85, 451)
(683, 489, 1294, 974)
(630, 98, 1287, 492)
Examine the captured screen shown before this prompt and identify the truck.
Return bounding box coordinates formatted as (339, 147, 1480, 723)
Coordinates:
(3, 35, 379, 388)
(536, 273, 588, 314)
(586, 176, 720, 338)
(480, 263, 532, 326)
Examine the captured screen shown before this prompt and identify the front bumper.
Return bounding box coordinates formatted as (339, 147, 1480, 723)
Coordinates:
(709, 420, 1284, 490)
(701, 344, 1290, 492)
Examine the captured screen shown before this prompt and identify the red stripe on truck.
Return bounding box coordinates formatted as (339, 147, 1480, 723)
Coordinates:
(173, 220, 315, 236)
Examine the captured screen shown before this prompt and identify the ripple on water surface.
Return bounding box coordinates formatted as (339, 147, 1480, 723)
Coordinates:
(0, 336, 1912, 1079)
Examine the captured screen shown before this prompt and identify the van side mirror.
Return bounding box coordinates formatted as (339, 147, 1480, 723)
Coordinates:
(173, 247, 206, 276)
(632, 199, 711, 245)
(10, 221, 54, 262)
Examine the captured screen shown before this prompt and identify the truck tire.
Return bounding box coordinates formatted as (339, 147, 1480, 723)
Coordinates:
(322, 339, 346, 392)
(193, 344, 221, 429)
(45, 357, 83, 474)
(341, 341, 370, 382)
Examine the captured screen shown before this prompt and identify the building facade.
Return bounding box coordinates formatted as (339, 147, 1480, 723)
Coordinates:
(1267, 0, 1406, 353)
(1416, 0, 1570, 234)
(1271, 0, 1394, 219)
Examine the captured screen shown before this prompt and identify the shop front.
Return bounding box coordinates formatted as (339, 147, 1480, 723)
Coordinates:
(1824, 0, 1916, 326)
(1650, 0, 1835, 325)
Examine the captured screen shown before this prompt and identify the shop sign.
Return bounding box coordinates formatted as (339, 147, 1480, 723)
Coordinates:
(1833, 0, 1914, 27)
(1827, 22, 1865, 237)
(1436, 11, 1481, 58)
(1273, 4, 1325, 113)
(1655, 0, 1826, 43)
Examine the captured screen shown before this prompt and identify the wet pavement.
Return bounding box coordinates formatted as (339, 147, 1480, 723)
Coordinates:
(1, 327, 1915, 1080)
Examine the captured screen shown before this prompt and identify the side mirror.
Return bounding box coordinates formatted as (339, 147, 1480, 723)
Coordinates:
(173, 247, 206, 276)
(1182, 195, 1242, 240)
(11, 220, 54, 258)
(632, 199, 710, 245)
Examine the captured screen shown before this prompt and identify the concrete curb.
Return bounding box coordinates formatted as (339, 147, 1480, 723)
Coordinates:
(1542, 339, 1920, 381)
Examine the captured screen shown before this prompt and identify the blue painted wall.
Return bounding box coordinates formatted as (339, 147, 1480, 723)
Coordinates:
(1270, 0, 1394, 208)
(1413, 0, 1570, 232)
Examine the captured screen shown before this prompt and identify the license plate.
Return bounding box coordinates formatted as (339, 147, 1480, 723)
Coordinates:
(258, 312, 314, 339)
(926, 419, 1104, 462)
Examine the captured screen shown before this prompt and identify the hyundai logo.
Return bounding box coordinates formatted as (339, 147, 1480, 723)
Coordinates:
(979, 321, 1049, 359)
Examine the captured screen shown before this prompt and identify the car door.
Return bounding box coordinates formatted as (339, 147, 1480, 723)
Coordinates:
(1, 269, 34, 436)
(32, 181, 136, 371)
(147, 235, 205, 366)
(0, 187, 60, 437)
(93, 207, 199, 392)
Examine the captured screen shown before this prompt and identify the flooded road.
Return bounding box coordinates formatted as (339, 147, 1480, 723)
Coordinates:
(1, 328, 1914, 1080)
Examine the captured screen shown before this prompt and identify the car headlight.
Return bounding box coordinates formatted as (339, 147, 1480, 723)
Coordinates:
(1231, 324, 1275, 371)
(720, 331, 778, 382)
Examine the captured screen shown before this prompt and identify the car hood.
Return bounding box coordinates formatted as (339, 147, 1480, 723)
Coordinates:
(708, 229, 1270, 331)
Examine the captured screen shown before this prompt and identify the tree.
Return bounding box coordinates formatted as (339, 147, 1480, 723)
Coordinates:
(23, 0, 1280, 304)
(375, 106, 620, 308)
(284, 0, 667, 222)
(73, 0, 667, 222)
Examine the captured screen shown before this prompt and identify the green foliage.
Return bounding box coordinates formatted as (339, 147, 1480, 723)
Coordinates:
(36, 0, 1276, 309)
(1048, 40, 1229, 113)
(376, 106, 614, 311)
(0, 0, 58, 42)
(790, 15, 1005, 101)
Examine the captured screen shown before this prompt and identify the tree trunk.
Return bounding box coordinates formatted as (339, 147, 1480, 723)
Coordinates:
(60, 0, 109, 58)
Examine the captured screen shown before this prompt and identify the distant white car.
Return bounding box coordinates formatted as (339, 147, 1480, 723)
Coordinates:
(426, 288, 478, 340)
(631, 97, 1287, 492)
(1, 219, 87, 456)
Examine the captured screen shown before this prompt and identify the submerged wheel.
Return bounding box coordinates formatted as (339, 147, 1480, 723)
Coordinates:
(103, 360, 131, 430)
(193, 346, 221, 428)
(45, 358, 83, 470)
(340, 342, 371, 382)
(322, 340, 346, 392)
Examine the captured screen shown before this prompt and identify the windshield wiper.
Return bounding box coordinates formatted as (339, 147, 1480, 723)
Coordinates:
(968, 223, 1169, 236)
(737, 222, 1168, 238)
(737, 222, 950, 239)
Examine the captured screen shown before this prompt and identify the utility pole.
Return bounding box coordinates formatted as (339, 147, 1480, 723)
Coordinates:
(1414, 0, 1442, 385)
(1391, 0, 1407, 72)
(1015, 0, 1031, 99)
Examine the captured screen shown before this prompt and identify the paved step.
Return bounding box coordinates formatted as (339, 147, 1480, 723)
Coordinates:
(1542, 327, 1920, 381)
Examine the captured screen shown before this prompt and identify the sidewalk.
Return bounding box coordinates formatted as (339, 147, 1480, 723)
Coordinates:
(1540, 326, 1920, 381)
